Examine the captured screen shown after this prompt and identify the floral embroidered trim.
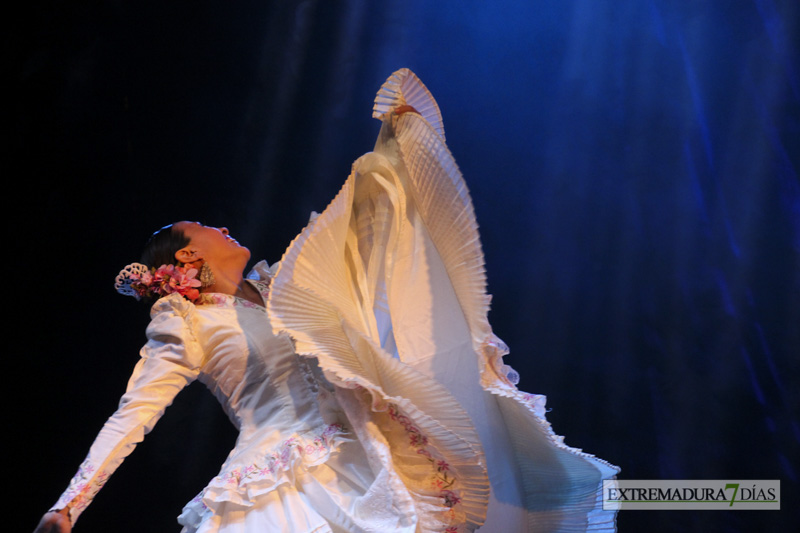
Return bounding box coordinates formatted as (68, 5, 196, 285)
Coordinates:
(387, 405, 464, 531)
(188, 491, 208, 511)
(196, 280, 270, 310)
(197, 293, 263, 310)
(58, 459, 109, 514)
(216, 423, 345, 490)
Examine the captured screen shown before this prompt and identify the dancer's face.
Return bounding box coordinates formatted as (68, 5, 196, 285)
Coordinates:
(172, 221, 250, 272)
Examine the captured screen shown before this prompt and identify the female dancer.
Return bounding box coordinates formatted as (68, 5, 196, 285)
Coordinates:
(35, 69, 618, 533)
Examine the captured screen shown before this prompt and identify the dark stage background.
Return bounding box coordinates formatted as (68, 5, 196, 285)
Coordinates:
(10, 1, 798, 532)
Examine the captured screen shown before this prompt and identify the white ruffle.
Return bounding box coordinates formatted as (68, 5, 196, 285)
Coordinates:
(179, 424, 351, 527)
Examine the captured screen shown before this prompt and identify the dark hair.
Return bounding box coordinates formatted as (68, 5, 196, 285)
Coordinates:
(140, 224, 191, 269)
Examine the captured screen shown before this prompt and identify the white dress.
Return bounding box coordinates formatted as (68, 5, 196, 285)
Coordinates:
(52, 69, 619, 532)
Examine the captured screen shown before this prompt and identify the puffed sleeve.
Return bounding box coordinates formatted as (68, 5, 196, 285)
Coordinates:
(50, 294, 205, 525)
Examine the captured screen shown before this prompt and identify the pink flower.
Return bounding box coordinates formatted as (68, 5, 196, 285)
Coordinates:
(130, 264, 203, 302)
(168, 267, 201, 295)
(323, 423, 342, 437)
(410, 433, 428, 446)
(153, 264, 174, 283)
(441, 490, 461, 507)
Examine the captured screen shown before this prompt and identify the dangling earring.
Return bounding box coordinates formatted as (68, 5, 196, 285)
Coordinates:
(199, 262, 215, 288)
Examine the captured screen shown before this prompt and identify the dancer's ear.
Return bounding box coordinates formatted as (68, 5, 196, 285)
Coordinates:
(175, 246, 203, 265)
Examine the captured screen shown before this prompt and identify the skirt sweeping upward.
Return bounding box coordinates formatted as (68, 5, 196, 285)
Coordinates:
(266, 69, 619, 532)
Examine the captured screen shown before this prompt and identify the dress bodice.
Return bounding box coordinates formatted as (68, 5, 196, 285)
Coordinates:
(191, 280, 340, 465)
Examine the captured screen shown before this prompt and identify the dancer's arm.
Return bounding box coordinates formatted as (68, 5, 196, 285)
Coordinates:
(36, 295, 203, 528)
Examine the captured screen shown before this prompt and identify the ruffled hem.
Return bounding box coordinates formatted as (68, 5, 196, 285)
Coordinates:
(179, 424, 350, 528)
(478, 334, 617, 474)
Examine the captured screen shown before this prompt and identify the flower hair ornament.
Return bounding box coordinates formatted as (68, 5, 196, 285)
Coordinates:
(115, 262, 203, 302)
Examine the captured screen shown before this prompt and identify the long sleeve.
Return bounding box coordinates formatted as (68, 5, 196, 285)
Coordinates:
(51, 295, 205, 525)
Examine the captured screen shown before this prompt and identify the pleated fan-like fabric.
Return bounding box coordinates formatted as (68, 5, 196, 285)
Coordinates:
(267, 69, 619, 532)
